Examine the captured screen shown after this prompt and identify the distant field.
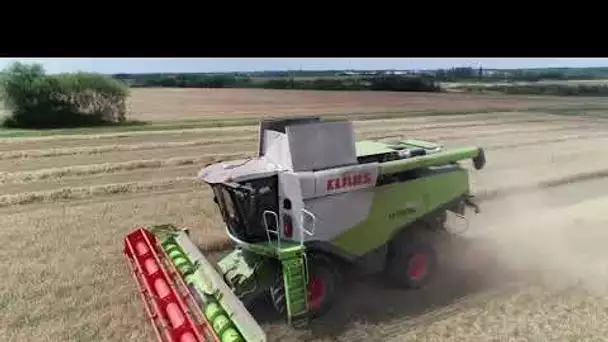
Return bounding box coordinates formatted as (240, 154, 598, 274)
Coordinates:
(124, 88, 608, 122)
(4, 89, 608, 341)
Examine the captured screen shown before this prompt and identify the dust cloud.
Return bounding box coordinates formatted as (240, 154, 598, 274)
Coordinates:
(450, 181, 608, 296)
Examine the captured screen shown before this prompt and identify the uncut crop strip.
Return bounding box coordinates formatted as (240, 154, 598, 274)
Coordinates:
(1, 144, 253, 172)
(0, 125, 260, 150)
(4, 151, 608, 210)
(0, 165, 201, 196)
(0, 110, 595, 149)
(1, 115, 599, 164)
(0, 121, 576, 161)
(0, 177, 200, 208)
(0, 136, 256, 160)
(2, 112, 601, 166)
(5, 112, 605, 169)
(0, 117, 539, 159)
(3, 114, 608, 208)
(0, 152, 249, 184)
(0, 128, 588, 183)
(3, 123, 606, 185)
(0, 113, 527, 147)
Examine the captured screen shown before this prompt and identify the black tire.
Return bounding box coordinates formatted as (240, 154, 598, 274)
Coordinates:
(270, 253, 341, 320)
(385, 241, 438, 288)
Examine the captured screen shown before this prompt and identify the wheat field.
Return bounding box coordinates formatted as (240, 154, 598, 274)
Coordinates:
(3, 88, 608, 342)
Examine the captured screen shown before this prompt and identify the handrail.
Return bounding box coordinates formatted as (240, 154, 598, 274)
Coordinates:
(262, 210, 280, 249)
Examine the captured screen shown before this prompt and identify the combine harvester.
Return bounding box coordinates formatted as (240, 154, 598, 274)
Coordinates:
(123, 116, 486, 342)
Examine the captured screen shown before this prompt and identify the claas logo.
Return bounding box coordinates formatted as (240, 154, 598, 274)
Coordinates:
(326, 172, 372, 191)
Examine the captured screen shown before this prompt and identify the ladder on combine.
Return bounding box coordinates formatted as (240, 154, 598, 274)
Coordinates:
(278, 247, 309, 327)
(262, 209, 316, 328)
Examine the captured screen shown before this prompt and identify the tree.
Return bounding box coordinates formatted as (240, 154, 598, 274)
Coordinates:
(0, 62, 130, 128)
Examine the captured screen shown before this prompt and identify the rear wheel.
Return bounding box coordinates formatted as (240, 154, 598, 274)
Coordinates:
(385, 227, 438, 288)
(270, 254, 341, 320)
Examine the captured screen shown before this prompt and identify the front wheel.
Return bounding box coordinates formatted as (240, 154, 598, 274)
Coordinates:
(270, 254, 341, 320)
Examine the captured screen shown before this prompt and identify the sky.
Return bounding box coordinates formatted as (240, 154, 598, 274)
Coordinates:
(0, 58, 607, 74)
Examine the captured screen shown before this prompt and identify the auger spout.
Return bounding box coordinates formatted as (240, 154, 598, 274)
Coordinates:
(379, 146, 486, 175)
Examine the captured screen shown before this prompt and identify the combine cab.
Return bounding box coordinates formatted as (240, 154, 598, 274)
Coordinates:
(123, 116, 486, 342)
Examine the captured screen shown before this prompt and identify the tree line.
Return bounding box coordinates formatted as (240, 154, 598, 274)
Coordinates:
(113, 66, 608, 89)
(432, 67, 608, 82)
(4, 61, 608, 130)
(113, 73, 442, 92)
(460, 83, 608, 97)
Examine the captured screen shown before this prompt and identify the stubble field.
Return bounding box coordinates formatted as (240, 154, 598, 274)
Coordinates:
(3, 88, 608, 342)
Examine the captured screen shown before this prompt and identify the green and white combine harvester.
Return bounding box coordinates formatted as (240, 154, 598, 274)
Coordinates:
(123, 116, 487, 342)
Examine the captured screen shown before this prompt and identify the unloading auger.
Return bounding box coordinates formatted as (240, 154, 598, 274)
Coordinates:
(123, 116, 486, 342)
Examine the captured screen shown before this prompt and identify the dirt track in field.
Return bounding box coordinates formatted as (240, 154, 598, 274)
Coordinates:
(3, 90, 608, 341)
